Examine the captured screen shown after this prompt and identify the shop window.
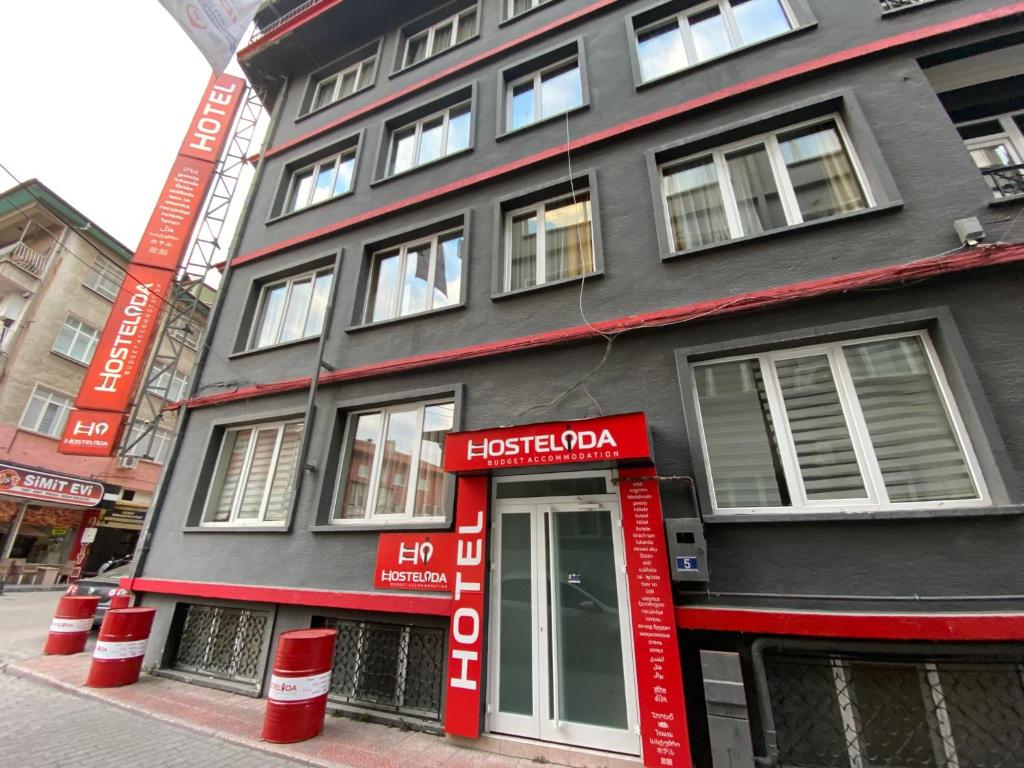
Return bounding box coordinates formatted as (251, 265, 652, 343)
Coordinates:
(281, 148, 357, 215)
(632, 0, 795, 84)
(690, 332, 987, 514)
(202, 419, 304, 527)
(83, 257, 122, 301)
(248, 268, 333, 349)
(385, 101, 472, 178)
(19, 385, 72, 438)
(659, 117, 871, 253)
(363, 228, 463, 324)
(306, 45, 379, 115)
(169, 604, 270, 687)
(316, 616, 446, 721)
(759, 646, 1024, 767)
(505, 53, 584, 133)
(334, 400, 454, 524)
(52, 314, 100, 365)
(398, 4, 478, 71)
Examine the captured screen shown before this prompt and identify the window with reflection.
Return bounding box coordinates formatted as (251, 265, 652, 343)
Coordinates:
(386, 102, 472, 177)
(250, 268, 333, 349)
(504, 190, 594, 292)
(310, 52, 377, 113)
(402, 7, 477, 69)
(507, 57, 583, 132)
(336, 401, 455, 522)
(635, 0, 794, 83)
(660, 118, 869, 252)
(283, 148, 357, 214)
(365, 229, 463, 323)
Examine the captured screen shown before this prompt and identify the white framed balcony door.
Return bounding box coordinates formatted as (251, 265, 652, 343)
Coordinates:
(487, 472, 640, 755)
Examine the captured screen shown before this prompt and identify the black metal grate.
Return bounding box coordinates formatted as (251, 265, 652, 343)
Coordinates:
(317, 617, 446, 720)
(172, 604, 269, 684)
(762, 650, 1024, 767)
(983, 165, 1024, 199)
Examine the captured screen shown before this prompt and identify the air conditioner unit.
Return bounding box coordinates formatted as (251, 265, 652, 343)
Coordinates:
(117, 455, 140, 470)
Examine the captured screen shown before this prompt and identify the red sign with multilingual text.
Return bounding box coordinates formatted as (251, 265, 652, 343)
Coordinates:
(374, 532, 456, 592)
(443, 412, 652, 473)
(0, 462, 104, 508)
(618, 468, 691, 768)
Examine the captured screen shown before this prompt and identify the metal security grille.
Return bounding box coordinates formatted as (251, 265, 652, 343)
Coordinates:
(760, 649, 1024, 767)
(172, 604, 269, 685)
(317, 617, 445, 720)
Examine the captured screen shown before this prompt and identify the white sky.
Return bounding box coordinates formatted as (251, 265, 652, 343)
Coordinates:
(0, 1, 250, 250)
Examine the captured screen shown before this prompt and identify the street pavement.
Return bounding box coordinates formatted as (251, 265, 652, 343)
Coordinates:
(1, 590, 302, 767)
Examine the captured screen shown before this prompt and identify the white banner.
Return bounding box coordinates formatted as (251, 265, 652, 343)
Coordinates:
(93, 639, 149, 660)
(158, 0, 263, 72)
(268, 672, 332, 702)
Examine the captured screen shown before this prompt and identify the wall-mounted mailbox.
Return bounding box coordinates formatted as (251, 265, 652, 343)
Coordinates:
(665, 518, 709, 583)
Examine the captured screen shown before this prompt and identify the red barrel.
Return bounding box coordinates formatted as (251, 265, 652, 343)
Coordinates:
(262, 628, 338, 743)
(43, 595, 101, 655)
(108, 588, 132, 610)
(85, 607, 156, 688)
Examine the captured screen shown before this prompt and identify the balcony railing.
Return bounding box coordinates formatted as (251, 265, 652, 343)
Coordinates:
(248, 0, 319, 44)
(880, 0, 940, 11)
(983, 164, 1024, 199)
(0, 241, 49, 277)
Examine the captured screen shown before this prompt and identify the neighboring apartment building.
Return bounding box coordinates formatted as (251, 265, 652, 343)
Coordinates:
(0, 180, 205, 578)
(131, 1, 1024, 766)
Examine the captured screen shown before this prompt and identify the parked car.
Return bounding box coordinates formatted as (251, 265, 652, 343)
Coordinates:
(65, 561, 133, 627)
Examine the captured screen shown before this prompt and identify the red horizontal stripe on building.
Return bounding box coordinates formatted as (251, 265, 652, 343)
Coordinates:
(675, 606, 1024, 641)
(125, 577, 453, 616)
(234, 3, 1024, 268)
(184, 243, 1024, 410)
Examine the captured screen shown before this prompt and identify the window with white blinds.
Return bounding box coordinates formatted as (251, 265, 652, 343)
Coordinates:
(692, 332, 986, 513)
(204, 420, 304, 526)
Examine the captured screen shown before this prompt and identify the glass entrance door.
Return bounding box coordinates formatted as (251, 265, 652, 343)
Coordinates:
(488, 477, 639, 754)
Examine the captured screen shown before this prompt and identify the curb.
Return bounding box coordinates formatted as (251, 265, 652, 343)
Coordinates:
(1, 662, 339, 768)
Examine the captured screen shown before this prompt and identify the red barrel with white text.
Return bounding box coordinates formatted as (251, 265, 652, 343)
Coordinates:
(43, 595, 101, 655)
(262, 628, 338, 743)
(85, 607, 156, 687)
(108, 588, 132, 610)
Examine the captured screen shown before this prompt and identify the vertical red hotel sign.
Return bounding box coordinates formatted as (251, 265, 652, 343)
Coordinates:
(60, 74, 245, 456)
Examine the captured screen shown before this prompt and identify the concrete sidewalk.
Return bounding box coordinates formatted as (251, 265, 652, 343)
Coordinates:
(5, 653, 539, 768)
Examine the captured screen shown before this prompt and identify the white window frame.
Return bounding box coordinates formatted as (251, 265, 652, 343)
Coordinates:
(333, 399, 454, 525)
(402, 7, 477, 69)
(503, 190, 595, 292)
(248, 267, 333, 349)
(83, 257, 122, 301)
(19, 384, 73, 438)
(506, 55, 582, 131)
(52, 314, 100, 365)
(148, 369, 189, 402)
(124, 424, 172, 464)
(364, 228, 463, 323)
(659, 115, 875, 250)
(169, 321, 201, 350)
(506, 0, 555, 19)
(691, 330, 989, 515)
(956, 110, 1024, 198)
(202, 419, 304, 527)
(310, 53, 378, 112)
(283, 149, 357, 214)
(634, 0, 795, 82)
(386, 101, 472, 177)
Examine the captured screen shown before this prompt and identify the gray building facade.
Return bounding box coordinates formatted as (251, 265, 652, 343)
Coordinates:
(132, 1, 1024, 765)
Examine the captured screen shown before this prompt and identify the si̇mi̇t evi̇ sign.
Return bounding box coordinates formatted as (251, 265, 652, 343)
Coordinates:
(59, 74, 245, 457)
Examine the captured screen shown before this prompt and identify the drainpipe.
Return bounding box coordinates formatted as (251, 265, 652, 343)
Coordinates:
(128, 76, 290, 587)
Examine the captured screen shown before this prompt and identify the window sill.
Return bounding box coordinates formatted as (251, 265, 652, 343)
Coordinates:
(496, 102, 589, 141)
(498, 0, 561, 27)
(17, 428, 60, 442)
(634, 23, 816, 92)
(390, 34, 480, 80)
(51, 350, 89, 368)
(346, 302, 465, 333)
(491, 269, 603, 301)
(155, 668, 261, 697)
(702, 504, 1024, 525)
(266, 189, 355, 226)
(369, 146, 474, 188)
(311, 519, 451, 533)
(662, 201, 904, 262)
(183, 525, 290, 533)
(296, 84, 375, 124)
(82, 284, 116, 303)
(229, 335, 320, 360)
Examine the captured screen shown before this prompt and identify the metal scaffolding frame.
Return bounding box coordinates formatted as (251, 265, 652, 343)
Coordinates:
(118, 84, 265, 464)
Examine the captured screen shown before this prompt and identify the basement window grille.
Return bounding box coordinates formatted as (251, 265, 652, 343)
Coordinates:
(760, 647, 1024, 767)
(316, 617, 446, 721)
(171, 604, 269, 685)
